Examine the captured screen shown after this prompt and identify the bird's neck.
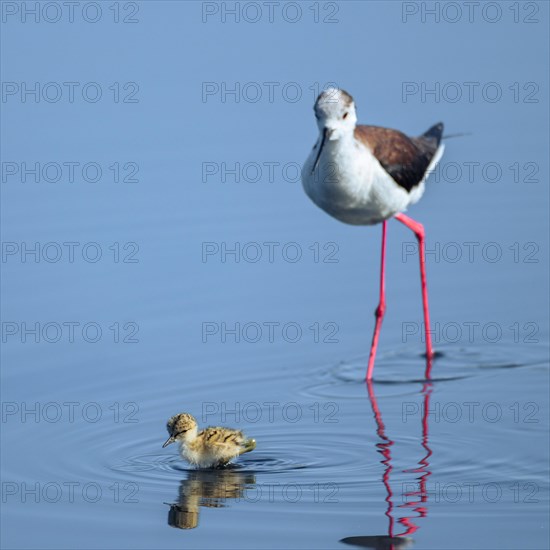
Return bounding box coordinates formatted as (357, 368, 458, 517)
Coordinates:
(320, 128, 355, 158)
(180, 429, 198, 445)
(325, 126, 355, 145)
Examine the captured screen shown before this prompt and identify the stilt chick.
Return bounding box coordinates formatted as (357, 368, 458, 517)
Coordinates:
(162, 413, 256, 468)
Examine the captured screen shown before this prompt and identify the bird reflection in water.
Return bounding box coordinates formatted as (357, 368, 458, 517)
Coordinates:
(166, 469, 255, 529)
(341, 381, 433, 550)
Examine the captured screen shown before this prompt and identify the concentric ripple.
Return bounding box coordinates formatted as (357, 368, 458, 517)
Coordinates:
(110, 428, 379, 485)
(298, 341, 548, 399)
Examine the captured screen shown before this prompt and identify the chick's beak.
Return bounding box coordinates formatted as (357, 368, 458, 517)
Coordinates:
(162, 436, 175, 448)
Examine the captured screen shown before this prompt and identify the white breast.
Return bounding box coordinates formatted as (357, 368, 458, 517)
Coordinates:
(302, 135, 432, 226)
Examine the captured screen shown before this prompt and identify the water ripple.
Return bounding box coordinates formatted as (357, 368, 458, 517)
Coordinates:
(298, 342, 548, 399)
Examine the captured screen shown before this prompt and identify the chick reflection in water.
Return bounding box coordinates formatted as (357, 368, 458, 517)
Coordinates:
(167, 470, 256, 529)
(162, 413, 256, 468)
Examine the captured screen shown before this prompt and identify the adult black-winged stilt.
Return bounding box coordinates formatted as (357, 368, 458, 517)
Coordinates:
(301, 88, 444, 380)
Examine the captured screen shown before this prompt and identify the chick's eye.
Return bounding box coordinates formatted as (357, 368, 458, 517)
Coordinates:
(342, 112, 349, 119)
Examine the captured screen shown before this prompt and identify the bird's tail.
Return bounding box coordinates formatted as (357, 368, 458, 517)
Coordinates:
(421, 122, 444, 147)
(240, 438, 256, 454)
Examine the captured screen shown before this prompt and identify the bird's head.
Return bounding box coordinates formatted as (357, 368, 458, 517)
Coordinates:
(313, 87, 357, 139)
(163, 413, 198, 447)
(310, 88, 357, 175)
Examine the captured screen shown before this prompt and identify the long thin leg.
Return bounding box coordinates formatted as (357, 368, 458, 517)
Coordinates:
(366, 221, 387, 381)
(394, 213, 435, 374)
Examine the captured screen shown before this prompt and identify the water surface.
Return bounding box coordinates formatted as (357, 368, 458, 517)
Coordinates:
(2, 2, 549, 549)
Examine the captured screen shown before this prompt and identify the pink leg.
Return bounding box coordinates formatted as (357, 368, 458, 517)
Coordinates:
(394, 213, 435, 374)
(366, 221, 387, 381)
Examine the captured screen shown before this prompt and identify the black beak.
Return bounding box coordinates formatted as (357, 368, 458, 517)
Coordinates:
(162, 436, 175, 448)
(311, 128, 330, 175)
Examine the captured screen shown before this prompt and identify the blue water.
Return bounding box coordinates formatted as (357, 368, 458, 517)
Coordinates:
(1, 2, 549, 549)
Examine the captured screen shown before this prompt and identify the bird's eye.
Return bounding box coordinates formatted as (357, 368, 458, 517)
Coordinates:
(343, 112, 349, 119)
